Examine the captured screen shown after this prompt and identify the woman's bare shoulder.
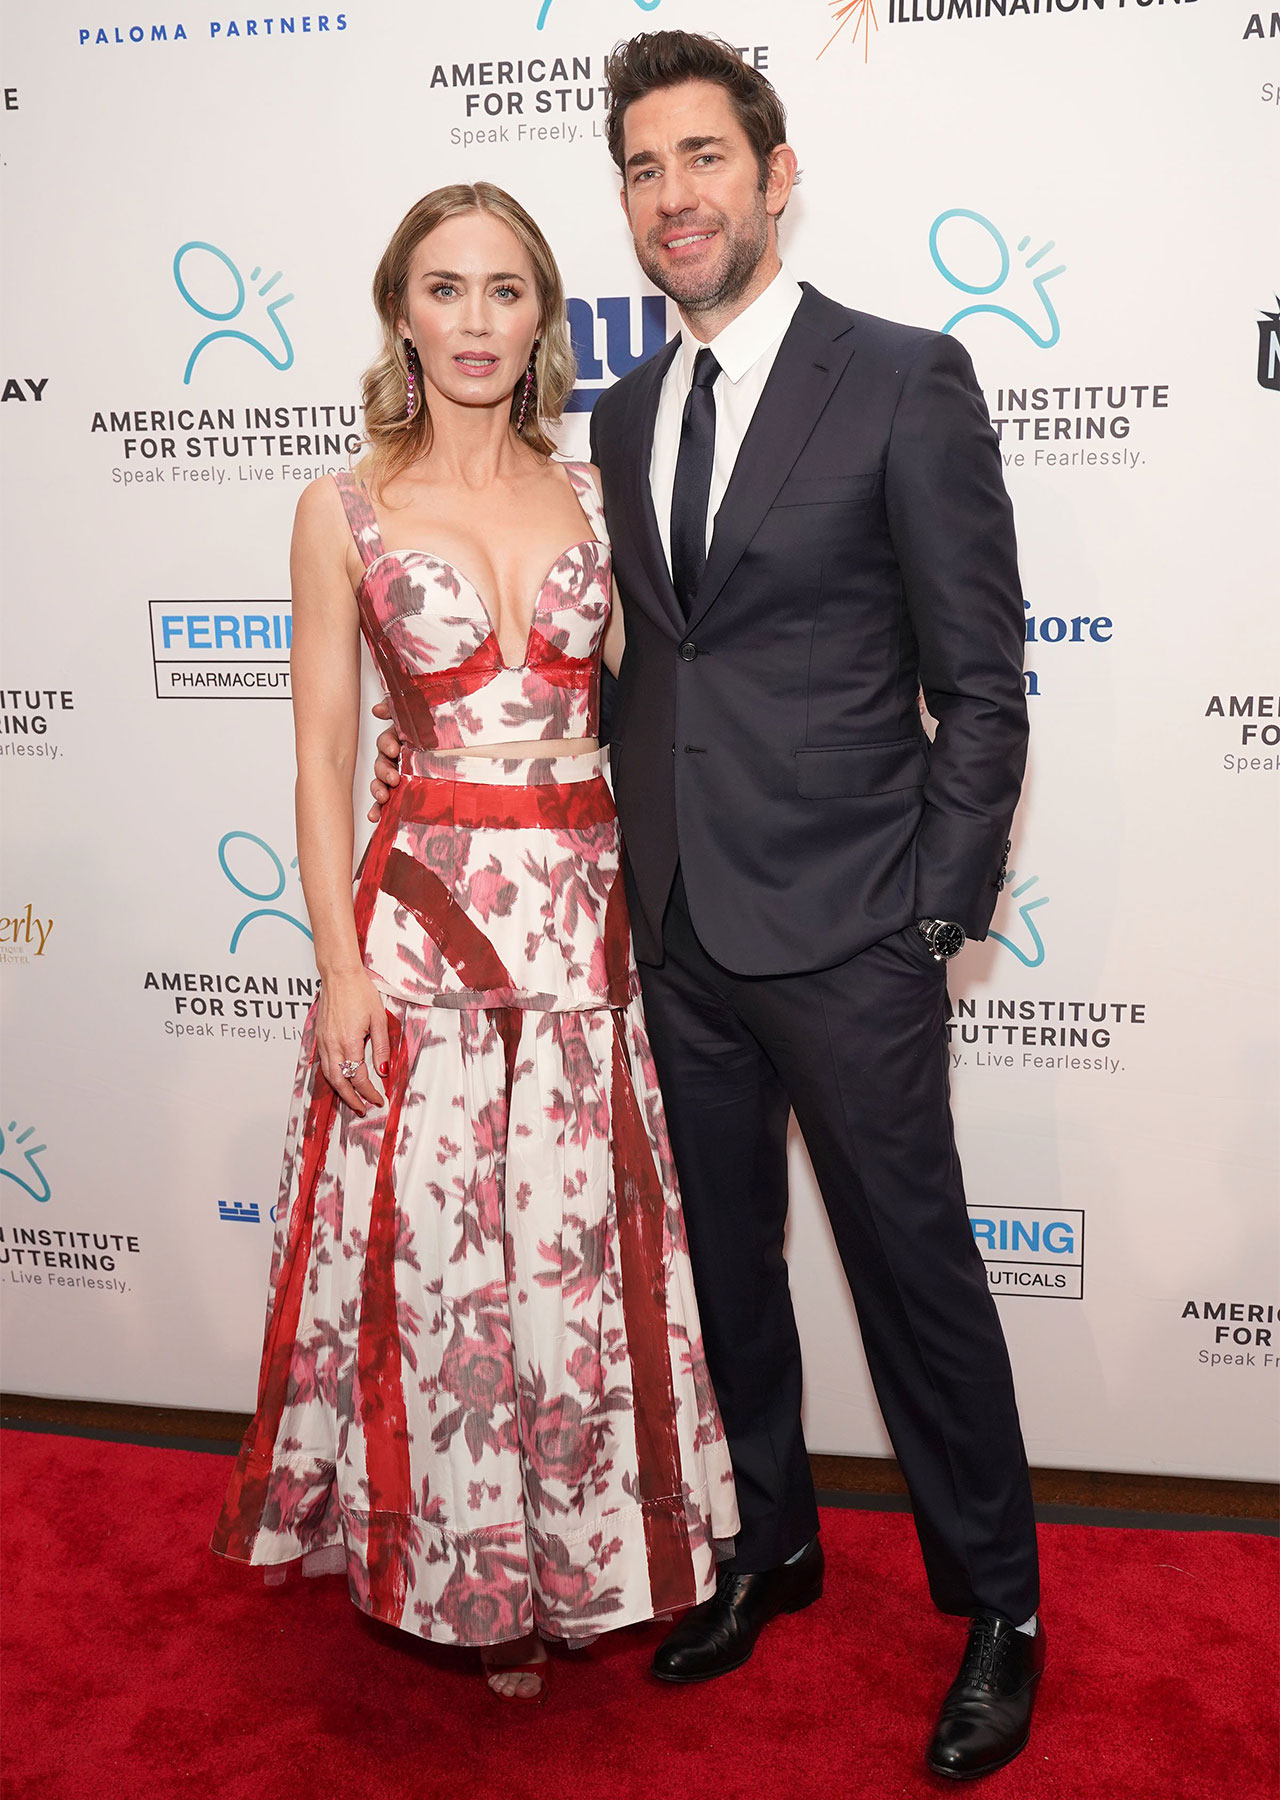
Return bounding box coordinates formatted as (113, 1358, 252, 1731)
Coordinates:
(293, 472, 350, 548)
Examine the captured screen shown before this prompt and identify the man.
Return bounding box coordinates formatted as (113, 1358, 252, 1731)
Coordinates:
(373, 31, 1043, 1780)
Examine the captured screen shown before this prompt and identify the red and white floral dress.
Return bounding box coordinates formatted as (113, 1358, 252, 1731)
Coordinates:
(212, 461, 738, 1647)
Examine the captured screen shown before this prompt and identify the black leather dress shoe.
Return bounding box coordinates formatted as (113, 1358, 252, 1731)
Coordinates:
(926, 1613, 1046, 1780)
(651, 1538, 824, 1683)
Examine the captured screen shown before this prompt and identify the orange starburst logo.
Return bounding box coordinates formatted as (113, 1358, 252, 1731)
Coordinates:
(818, 0, 880, 62)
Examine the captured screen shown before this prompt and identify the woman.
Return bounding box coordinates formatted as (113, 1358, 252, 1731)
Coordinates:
(212, 184, 738, 1702)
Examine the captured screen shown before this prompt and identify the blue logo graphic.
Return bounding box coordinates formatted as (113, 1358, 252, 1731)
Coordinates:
(930, 210, 1066, 350)
(218, 1200, 261, 1224)
(536, 0, 660, 27)
(970, 1212, 1075, 1258)
(988, 871, 1050, 969)
(149, 602, 293, 701)
(218, 831, 313, 954)
(968, 1204, 1084, 1299)
(0, 1118, 50, 1204)
(174, 241, 295, 385)
(567, 295, 669, 412)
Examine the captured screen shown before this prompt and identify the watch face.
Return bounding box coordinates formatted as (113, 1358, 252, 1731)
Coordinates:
(932, 922, 966, 959)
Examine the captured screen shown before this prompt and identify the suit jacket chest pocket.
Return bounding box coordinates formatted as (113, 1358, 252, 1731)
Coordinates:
(764, 472, 883, 554)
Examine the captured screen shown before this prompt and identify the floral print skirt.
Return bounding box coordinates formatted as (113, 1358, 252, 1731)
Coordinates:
(212, 751, 739, 1647)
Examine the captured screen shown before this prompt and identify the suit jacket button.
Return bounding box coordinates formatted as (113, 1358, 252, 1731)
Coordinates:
(679, 641, 698, 662)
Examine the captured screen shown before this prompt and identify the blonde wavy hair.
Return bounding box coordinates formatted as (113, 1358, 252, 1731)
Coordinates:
(360, 183, 575, 491)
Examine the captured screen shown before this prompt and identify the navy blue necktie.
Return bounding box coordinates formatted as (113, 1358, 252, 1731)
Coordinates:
(669, 348, 722, 619)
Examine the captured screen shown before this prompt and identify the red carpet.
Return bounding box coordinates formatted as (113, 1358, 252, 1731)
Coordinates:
(1, 1430, 1275, 1800)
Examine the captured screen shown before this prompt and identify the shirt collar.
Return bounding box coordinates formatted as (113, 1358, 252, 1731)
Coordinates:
(677, 270, 804, 387)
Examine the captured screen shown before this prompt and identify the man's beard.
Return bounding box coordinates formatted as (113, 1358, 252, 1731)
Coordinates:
(637, 200, 770, 316)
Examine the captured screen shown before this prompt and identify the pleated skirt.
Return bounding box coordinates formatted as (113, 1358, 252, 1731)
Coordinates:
(212, 750, 739, 1647)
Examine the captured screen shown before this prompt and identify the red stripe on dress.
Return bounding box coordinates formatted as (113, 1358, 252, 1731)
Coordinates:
(379, 848, 517, 994)
(211, 1046, 340, 1561)
(377, 658, 441, 750)
(357, 1011, 413, 1627)
(601, 861, 633, 1008)
(495, 1008, 523, 1109)
(524, 626, 597, 692)
(397, 775, 615, 832)
(404, 635, 506, 707)
(609, 1019, 696, 1616)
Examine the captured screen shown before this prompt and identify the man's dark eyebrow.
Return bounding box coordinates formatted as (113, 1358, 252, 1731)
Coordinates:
(624, 135, 731, 173)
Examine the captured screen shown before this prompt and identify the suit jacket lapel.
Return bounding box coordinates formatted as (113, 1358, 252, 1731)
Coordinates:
(687, 299, 857, 633)
(616, 337, 684, 639)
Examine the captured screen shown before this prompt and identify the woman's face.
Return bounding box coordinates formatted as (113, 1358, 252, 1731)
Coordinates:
(398, 211, 540, 416)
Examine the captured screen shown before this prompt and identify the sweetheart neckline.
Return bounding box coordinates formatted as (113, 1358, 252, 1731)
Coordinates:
(356, 537, 610, 673)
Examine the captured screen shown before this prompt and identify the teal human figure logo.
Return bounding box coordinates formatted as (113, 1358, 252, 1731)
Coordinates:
(535, 0, 660, 27)
(929, 210, 1066, 350)
(219, 831, 313, 954)
(174, 241, 295, 385)
(0, 1119, 50, 1203)
(988, 872, 1050, 970)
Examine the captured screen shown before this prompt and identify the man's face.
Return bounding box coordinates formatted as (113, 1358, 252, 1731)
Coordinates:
(619, 80, 790, 316)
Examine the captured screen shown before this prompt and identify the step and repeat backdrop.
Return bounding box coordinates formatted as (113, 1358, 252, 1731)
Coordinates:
(2, 1, 1276, 1480)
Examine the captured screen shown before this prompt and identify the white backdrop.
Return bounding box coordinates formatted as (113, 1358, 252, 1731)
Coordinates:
(2, 0, 1276, 1481)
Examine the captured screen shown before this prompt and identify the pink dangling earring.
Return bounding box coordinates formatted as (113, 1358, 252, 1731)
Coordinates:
(404, 338, 417, 420)
(516, 339, 540, 433)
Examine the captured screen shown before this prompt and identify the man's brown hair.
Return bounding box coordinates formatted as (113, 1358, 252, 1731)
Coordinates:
(604, 31, 789, 189)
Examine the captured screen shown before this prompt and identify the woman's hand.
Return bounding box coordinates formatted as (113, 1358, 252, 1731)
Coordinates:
(367, 698, 403, 824)
(315, 968, 392, 1114)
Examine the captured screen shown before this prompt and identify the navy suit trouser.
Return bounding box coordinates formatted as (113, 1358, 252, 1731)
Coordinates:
(637, 871, 1040, 1623)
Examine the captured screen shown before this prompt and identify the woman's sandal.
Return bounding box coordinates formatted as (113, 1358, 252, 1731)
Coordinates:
(481, 1653, 550, 1706)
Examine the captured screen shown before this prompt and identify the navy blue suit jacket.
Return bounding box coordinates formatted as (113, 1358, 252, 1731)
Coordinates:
(590, 284, 1028, 975)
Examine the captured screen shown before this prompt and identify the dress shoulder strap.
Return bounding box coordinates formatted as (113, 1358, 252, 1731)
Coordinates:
(561, 460, 609, 547)
(332, 469, 385, 569)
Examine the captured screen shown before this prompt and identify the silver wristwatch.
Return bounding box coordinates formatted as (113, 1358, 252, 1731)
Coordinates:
(916, 918, 966, 962)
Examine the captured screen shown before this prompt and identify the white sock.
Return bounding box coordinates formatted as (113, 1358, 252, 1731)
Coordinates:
(1016, 1613, 1038, 1636)
(784, 1539, 814, 1565)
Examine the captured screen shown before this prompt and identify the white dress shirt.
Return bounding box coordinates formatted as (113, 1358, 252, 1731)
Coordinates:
(649, 270, 804, 571)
